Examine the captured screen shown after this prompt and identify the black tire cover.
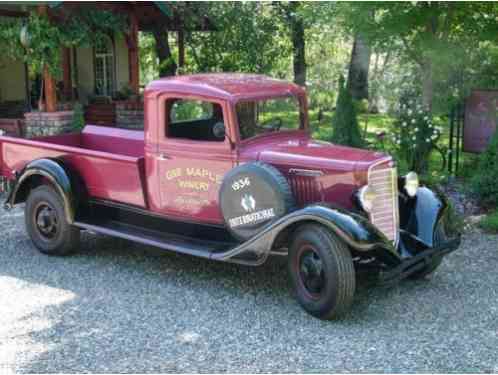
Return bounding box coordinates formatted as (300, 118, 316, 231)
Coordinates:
(220, 162, 295, 240)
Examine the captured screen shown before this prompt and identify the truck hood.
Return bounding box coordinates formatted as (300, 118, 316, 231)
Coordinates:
(241, 132, 390, 175)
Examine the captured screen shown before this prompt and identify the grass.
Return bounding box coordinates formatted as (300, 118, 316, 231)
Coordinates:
(310, 108, 483, 183)
(480, 210, 498, 233)
(261, 105, 480, 184)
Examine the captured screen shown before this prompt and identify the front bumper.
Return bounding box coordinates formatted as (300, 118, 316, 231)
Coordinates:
(379, 236, 461, 284)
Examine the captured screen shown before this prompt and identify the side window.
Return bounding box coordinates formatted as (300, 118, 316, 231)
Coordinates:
(166, 99, 226, 142)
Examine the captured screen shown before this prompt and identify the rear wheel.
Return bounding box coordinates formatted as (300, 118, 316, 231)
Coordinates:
(288, 224, 356, 320)
(25, 185, 80, 255)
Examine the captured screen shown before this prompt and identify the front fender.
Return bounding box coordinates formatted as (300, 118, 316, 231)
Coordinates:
(399, 186, 450, 249)
(5, 158, 83, 223)
(213, 204, 402, 266)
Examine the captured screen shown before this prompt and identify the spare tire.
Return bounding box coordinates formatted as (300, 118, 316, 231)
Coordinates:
(220, 162, 295, 241)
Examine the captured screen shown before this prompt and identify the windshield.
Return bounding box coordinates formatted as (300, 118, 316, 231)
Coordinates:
(236, 96, 305, 141)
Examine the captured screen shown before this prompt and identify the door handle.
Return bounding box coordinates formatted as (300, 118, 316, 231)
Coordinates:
(157, 153, 170, 161)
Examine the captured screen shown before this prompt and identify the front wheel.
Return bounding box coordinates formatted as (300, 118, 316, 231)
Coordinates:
(288, 224, 356, 320)
(25, 185, 80, 256)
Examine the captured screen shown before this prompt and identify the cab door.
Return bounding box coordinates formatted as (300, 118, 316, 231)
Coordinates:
(153, 95, 235, 224)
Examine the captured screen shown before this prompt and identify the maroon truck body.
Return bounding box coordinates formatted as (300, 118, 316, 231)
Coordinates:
(0, 74, 386, 224)
(0, 74, 460, 320)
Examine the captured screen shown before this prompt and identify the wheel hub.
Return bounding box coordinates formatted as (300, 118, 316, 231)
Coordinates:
(35, 204, 58, 238)
(298, 247, 325, 298)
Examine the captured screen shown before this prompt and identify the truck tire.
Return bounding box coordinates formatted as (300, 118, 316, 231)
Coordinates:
(288, 224, 356, 320)
(220, 162, 295, 240)
(409, 224, 446, 279)
(25, 185, 80, 256)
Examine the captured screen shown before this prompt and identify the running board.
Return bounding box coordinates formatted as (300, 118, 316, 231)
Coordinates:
(73, 220, 235, 259)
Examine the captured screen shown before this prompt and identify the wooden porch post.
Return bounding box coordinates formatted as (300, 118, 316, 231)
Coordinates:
(127, 11, 140, 95)
(62, 47, 72, 101)
(38, 5, 57, 112)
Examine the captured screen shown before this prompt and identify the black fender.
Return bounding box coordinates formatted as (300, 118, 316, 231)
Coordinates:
(213, 204, 402, 266)
(399, 185, 451, 249)
(5, 158, 85, 224)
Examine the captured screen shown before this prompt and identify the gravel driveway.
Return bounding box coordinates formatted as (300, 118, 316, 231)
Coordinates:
(0, 201, 497, 373)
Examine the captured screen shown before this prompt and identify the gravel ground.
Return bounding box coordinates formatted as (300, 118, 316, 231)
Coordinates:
(0, 200, 497, 373)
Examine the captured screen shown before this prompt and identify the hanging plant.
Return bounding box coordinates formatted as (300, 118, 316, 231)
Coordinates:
(0, 9, 126, 78)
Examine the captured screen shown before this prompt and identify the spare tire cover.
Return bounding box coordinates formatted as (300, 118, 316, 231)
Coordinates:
(220, 162, 295, 240)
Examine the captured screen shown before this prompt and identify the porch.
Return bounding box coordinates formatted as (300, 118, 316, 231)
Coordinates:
(0, 2, 212, 136)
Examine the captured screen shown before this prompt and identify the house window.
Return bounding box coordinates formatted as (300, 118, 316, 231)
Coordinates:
(94, 39, 115, 96)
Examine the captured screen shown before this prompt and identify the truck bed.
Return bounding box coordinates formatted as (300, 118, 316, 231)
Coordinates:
(0, 125, 147, 208)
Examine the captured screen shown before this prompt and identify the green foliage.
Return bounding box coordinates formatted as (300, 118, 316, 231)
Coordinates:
(185, 2, 291, 74)
(71, 103, 85, 132)
(480, 210, 498, 233)
(336, 2, 498, 113)
(330, 76, 364, 148)
(354, 99, 369, 114)
(0, 10, 125, 77)
(113, 84, 135, 101)
(471, 129, 498, 207)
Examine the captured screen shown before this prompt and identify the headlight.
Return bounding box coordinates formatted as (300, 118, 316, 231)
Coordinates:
(404, 171, 419, 197)
(358, 185, 376, 212)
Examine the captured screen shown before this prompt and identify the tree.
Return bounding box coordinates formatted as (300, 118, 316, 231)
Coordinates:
(330, 75, 364, 148)
(274, 2, 307, 86)
(186, 2, 287, 74)
(152, 25, 177, 77)
(337, 2, 498, 112)
(346, 34, 371, 100)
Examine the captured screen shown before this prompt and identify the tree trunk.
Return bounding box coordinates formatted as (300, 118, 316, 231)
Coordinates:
(152, 26, 177, 77)
(346, 35, 371, 100)
(421, 61, 433, 112)
(291, 16, 306, 86)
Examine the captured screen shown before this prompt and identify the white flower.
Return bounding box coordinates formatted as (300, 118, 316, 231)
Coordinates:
(407, 109, 413, 115)
(414, 127, 419, 132)
(426, 138, 431, 142)
(412, 136, 416, 141)
(424, 116, 429, 121)
(402, 121, 407, 127)
(397, 140, 401, 145)
(411, 119, 416, 124)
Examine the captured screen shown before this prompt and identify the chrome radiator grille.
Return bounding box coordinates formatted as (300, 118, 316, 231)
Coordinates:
(368, 164, 399, 244)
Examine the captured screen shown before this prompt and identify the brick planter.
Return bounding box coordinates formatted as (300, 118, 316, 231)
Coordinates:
(0, 118, 24, 137)
(24, 111, 74, 138)
(115, 100, 144, 130)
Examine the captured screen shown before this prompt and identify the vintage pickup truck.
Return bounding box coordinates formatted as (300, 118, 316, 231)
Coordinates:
(0, 74, 460, 319)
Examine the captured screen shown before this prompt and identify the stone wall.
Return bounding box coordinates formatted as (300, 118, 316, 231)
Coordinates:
(24, 111, 74, 138)
(115, 101, 144, 130)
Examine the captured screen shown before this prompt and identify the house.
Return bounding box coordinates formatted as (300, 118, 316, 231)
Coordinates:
(0, 2, 213, 136)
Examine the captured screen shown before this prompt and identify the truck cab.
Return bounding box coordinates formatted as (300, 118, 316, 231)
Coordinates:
(0, 74, 460, 320)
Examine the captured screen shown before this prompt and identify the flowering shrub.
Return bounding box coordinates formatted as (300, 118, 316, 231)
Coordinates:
(390, 98, 440, 173)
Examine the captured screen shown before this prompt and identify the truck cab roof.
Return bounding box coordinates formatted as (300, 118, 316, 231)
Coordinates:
(145, 73, 306, 102)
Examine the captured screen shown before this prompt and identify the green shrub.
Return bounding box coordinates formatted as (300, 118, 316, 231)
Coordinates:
(71, 103, 85, 132)
(330, 75, 364, 148)
(480, 210, 498, 233)
(354, 99, 369, 114)
(389, 92, 439, 174)
(471, 129, 498, 207)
